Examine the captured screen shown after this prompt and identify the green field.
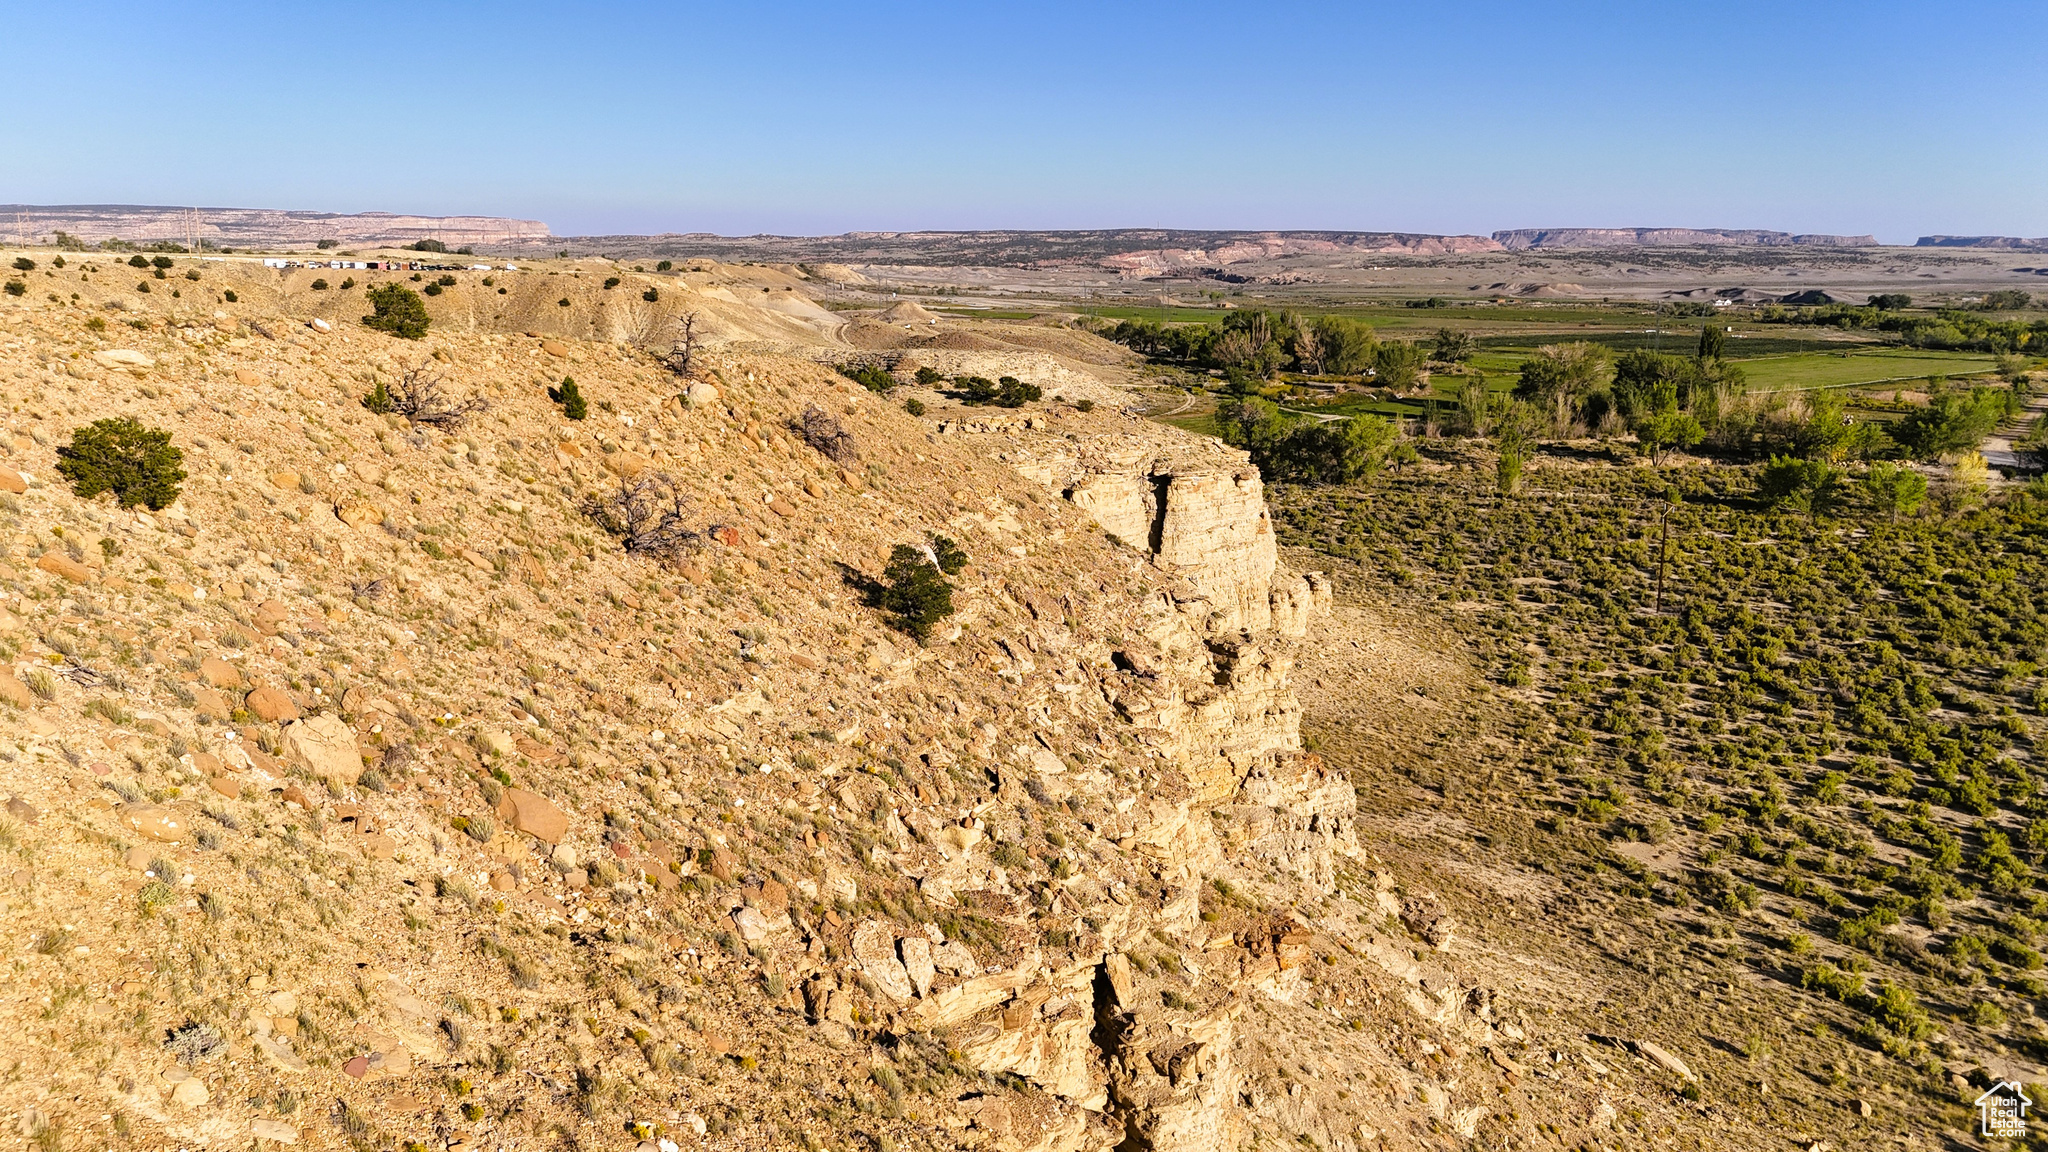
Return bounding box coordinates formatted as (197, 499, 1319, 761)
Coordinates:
(1733, 348, 2000, 392)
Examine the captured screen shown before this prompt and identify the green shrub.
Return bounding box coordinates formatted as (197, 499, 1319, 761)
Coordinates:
(642, 287, 659, 303)
(54, 418, 186, 509)
(655, 260, 672, 271)
(903, 398, 926, 417)
(549, 377, 588, 420)
(409, 239, 448, 253)
(839, 363, 896, 393)
(954, 374, 1043, 406)
(1076, 398, 1096, 412)
(362, 283, 431, 338)
(423, 282, 442, 296)
(310, 278, 328, 291)
(603, 277, 621, 290)
(437, 274, 456, 286)
(362, 380, 394, 414)
(915, 366, 944, 386)
(879, 544, 956, 641)
(10, 257, 33, 272)
(127, 254, 149, 268)
(929, 534, 967, 575)
(339, 277, 355, 289)
(2, 280, 22, 298)
(1800, 961, 1863, 1001)
(150, 256, 173, 270)
(223, 289, 237, 303)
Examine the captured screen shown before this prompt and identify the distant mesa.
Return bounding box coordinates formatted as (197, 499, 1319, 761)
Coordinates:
(1493, 227, 1878, 250)
(0, 203, 551, 248)
(1917, 235, 2048, 251)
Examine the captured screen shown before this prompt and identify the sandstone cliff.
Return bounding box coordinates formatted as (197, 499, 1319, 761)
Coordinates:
(1492, 226, 1879, 249)
(0, 203, 551, 248)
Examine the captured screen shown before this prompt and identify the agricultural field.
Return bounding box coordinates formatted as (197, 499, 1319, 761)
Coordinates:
(1272, 455, 2048, 1124)
(1738, 349, 2004, 394)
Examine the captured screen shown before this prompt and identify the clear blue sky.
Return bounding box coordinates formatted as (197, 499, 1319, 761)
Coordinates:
(6, 1, 2044, 241)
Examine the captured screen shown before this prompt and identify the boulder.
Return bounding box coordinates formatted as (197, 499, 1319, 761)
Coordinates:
(540, 339, 569, 358)
(495, 788, 568, 844)
(0, 465, 24, 494)
(0, 674, 32, 709)
(169, 1077, 209, 1107)
(190, 686, 230, 719)
(684, 380, 719, 407)
(335, 502, 384, 529)
(1630, 1039, 1696, 1082)
(250, 1119, 299, 1144)
(199, 657, 243, 689)
(899, 936, 936, 997)
(36, 551, 94, 584)
(268, 471, 300, 491)
(245, 687, 300, 723)
(235, 369, 265, 387)
(932, 940, 979, 976)
(853, 922, 915, 1000)
(733, 905, 789, 942)
(282, 714, 364, 787)
(91, 349, 155, 372)
(120, 804, 186, 842)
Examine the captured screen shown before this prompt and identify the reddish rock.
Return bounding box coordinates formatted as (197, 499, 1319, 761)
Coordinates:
(539, 339, 569, 358)
(36, 551, 93, 584)
(245, 687, 300, 723)
(190, 686, 230, 719)
(199, 657, 243, 690)
(208, 777, 240, 799)
(0, 465, 24, 494)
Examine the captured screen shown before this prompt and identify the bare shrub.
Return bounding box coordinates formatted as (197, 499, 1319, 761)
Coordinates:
(579, 473, 702, 562)
(795, 404, 859, 465)
(379, 363, 488, 430)
(659, 313, 701, 378)
(164, 1021, 227, 1063)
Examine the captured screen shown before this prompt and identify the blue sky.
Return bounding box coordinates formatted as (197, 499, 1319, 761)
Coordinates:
(4, 1, 2043, 241)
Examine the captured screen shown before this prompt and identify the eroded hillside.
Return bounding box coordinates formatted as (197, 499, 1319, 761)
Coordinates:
(0, 268, 1776, 1152)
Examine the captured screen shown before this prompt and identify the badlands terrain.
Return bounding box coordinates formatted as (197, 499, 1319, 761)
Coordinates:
(0, 248, 1982, 1152)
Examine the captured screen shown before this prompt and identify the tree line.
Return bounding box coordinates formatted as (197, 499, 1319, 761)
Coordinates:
(1097, 310, 1473, 390)
(1757, 302, 2047, 353)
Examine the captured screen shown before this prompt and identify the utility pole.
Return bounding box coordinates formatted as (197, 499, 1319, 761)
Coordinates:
(1654, 492, 1679, 614)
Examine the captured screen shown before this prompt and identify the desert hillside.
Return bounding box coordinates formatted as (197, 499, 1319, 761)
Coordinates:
(0, 253, 1789, 1152)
